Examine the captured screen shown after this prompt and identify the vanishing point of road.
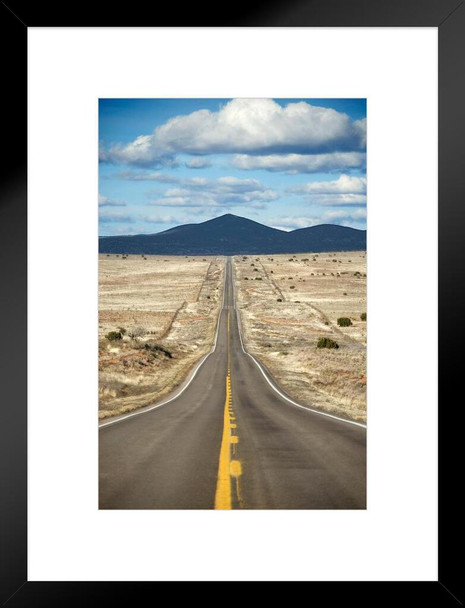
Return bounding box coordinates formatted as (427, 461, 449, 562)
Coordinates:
(99, 258, 366, 509)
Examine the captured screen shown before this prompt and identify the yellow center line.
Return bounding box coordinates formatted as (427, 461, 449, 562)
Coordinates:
(214, 373, 232, 509)
(214, 268, 244, 509)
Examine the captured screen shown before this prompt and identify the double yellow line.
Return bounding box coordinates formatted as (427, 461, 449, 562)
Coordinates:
(214, 309, 241, 509)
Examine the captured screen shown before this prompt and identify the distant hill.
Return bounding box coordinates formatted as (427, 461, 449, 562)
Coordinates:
(99, 213, 366, 255)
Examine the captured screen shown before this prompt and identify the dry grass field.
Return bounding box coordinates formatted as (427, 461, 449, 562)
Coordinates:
(99, 255, 225, 419)
(234, 251, 367, 422)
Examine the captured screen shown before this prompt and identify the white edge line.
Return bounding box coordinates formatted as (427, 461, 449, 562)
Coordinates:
(231, 258, 367, 430)
(99, 257, 228, 429)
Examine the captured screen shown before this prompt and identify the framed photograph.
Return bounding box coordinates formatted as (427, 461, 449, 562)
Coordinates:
(1, 0, 462, 602)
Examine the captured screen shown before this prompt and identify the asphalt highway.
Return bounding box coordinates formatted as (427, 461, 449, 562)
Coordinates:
(99, 259, 366, 509)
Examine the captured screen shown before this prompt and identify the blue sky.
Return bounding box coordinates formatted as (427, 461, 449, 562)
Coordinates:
(99, 98, 366, 236)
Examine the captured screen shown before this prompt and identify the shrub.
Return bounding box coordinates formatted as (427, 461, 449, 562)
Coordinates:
(317, 337, 339, 349)
(105, 331, 122, 341)
(337, 317, 353, 327)
(128, 326, 146, 340)
(361, 312, 367, 321)
(290, 285, 295, 289)
(277, 298, 282, 302)
(118, 327, 127, 335)
(255, 277, 262, 280)
(144, 343, 173, 358)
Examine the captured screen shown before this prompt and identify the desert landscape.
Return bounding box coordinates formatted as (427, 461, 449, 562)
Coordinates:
(99, 250, 366, 422)
(233, 251, 367, 422)
(99, 255, 225, 419)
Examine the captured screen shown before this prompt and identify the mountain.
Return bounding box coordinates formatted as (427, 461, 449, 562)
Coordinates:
(99, 213, 366, 255)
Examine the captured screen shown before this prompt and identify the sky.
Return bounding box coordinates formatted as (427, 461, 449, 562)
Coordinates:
(99, 98, 366, 236)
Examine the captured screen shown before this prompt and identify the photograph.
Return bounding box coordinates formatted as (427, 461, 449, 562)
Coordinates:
(98, 98, 367, 509)
(3, 0, 460, 596)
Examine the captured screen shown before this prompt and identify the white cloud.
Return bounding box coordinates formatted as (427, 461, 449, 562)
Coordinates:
(116, 172, 280, 209)
(269, 216, 322, 230)
(100, 99, 366, 167)
(185, 158, 212, 169)
(309, 194, 367, 205)
(98, 193, 126, 207)
(270, 208, 366, 231)
(99, 212, 134, 223)
(292, 174, 366, 195)
(138, 214, 178, 224)
(290, 174, 367, 206)
(232, 152, 366, 174)
(321, 208, 367, 220)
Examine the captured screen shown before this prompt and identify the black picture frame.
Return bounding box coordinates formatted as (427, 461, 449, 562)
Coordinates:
(1, 1, 463, 604)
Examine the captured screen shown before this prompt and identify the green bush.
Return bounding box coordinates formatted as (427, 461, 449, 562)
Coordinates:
(317, 337, 339, 349)
(361, 312, 367, 321)
(144, 343, 173, 358)
(105, 331, 122, 341)
(277, 298, 282, 302)
(118, 327, 127, 335)
(337, 317, 353, 327)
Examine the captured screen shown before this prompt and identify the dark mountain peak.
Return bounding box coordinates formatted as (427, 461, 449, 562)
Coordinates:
(201, 213, 270, 227)
(99, 213, 366, 255)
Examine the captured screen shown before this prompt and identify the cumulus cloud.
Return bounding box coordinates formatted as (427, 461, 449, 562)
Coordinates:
(99, 212, 134, 223)
(114, 170, 208, 186)
(291, 174, 366, 195)
(308, 194, 367, 206)
(322, 208, 367, 221)
(269, 217, 322, 231)
(100, 99, 366, 167)
(290, 174, 367, 206)
(185, 158, 212, 169)
(98, 193, 126, 207)
(232, 152, 366, 174)
(270, 208, 366, 230)
(138, 214, 178, 224)
(113, 171, 278, 209)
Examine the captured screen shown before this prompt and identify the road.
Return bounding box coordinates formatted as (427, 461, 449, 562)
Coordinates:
(99, 258, 366, 509)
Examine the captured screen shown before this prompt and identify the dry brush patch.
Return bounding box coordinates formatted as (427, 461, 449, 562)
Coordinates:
(234, 251, 366, 422)
(99, 255, 225, 419)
